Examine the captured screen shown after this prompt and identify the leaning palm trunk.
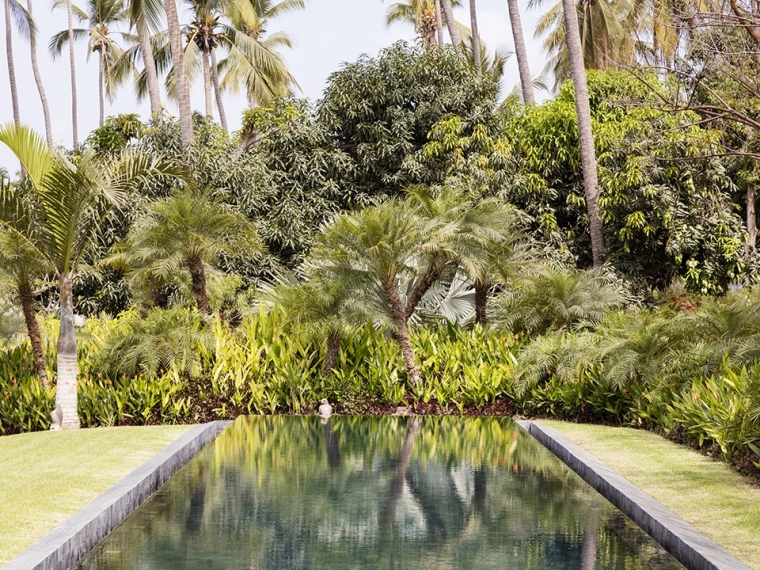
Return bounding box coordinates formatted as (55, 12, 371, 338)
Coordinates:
(382, 279, 421, 385)
(137, 16, 161, 115)
(55, 273, 79, 429)
(202, 50, 213, 119)
(164, 0, 193, 146)
(27, 0, 53, 146)
(4, 0, 20, 123)
(469, 0, 481, 74)
(66, 0, 78, 146)
(435, 0, 444, 46)
(561, 0, 604, 266)
(506, 0, 535, 104)
(19, 282, 48, 388)
(98, 52, 105, 126)
(210, 49, 227, 131)
(440, 0, 464, 59)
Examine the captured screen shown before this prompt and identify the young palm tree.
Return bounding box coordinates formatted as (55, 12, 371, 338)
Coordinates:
(50, 0, 131, 127)
(113, 191, 264, 314)
(506, 0, 534, 103)
(3, 0, 33, 124)
(0, 123, 181, 429)
(0, 231, 52, 387)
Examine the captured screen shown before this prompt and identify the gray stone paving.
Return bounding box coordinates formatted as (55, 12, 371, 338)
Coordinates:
(1, 420, 230, 570)
(520, 420, 751, 570)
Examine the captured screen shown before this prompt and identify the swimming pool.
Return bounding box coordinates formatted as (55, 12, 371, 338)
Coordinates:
(75, 416, 685, 569)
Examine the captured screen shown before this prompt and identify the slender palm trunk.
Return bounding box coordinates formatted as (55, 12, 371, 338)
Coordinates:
(202, 49, 213, 118)
(210, 48, 227, 131)
(55, 273, 80, 429)
(164, 0, 193, 146)
(405, 258, 445, 320)
(562, 0, 604, 266)
(581, 519, 598, 570)
(67, 0, 79, 146)
(474, 282, 488, 326)
(27, 0, 53, 146)
(747, 184, 757, 258)
(506, 0, 535, 104)
(137, 16, 161, 115)
(469, 0, 481, 74)
(440, 0, 464, 59)
(187, 256, 210, 314)
(323, 331, 341, 377)
(4, 0, 19, 123)
(19, 281, 48, 389)
(98, 52, 105, 126)
(382, 279, 421, 385)
(435, 0, 444, 46)
(381, 419, 420, 526)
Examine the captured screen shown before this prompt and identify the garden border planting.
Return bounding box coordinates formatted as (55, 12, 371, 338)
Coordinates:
(520, 421, 750, 570)
(0, 420, 230, 570)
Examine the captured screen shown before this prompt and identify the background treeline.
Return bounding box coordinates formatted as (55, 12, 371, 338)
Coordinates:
(1, 43, 760, 476)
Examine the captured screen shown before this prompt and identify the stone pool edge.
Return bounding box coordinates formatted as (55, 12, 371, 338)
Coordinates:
(519, 420, 750, 570)
(1, 420, 231, 570)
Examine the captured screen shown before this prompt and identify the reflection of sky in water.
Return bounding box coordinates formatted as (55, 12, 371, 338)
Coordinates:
(76, 416, 686, 570)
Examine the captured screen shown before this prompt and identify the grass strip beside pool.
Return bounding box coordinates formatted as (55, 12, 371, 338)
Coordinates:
(0, 425, 191, 564)
(539, 420, 760, 570)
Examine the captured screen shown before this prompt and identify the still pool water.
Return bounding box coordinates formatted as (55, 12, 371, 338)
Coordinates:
(76, 416, 685, 569)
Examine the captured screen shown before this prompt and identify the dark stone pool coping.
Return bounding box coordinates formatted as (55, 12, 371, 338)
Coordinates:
(1, 420, 231, 570)
(519, 420, 750, 570)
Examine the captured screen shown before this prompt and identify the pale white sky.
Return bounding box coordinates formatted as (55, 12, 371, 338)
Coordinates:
(0, 0, 550, 171)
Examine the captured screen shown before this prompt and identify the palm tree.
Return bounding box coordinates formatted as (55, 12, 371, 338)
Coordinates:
(506, 0, 535, 103)
(0, 231, 51, 387)
(218, 0, 303, 108)
(113, 192, 264, 313)
(0, 123, 181, 429)
(385, 0, 444, 46)
(26, 0, 54, 146)
(50, 0, 131, 127)
(127, 0, 164, 114)
(560, 0, 604, 266)
(3, 0, 32, 124)
(439, 0, 464, 58)
(434, 0, 443, 45)
(165, 0, 193, 146)
(469, 0, 481, 74)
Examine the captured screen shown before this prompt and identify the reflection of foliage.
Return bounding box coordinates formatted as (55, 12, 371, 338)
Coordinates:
(76, 416, 682, 570)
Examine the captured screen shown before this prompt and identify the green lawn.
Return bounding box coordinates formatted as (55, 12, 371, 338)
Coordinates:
(0, 425, 191, 564)
(539, 420, 760, 570)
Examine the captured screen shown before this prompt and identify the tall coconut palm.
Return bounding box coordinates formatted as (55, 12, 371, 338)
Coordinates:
(439, 0, 464, 58)
(434, 0, 443, 45)
(3, 0, 33, 124)
(25, 0, 54, 146)
(560, 0, 604, 266)
(0, 122, 181, 429)
(218, 0, 303, 108)
(165, 0, 193, 146)
(113, 191, 264, 313)
(127, 0, 164, 114)
(385, 0, 440, 46)
(0, 231, 52, 387)
(506, 0, 535, 103)
(50, 0, 131, 127)
(469, 0, 481, 74)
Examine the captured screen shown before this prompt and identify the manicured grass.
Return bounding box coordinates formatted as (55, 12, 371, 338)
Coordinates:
(539, 420, 760, 569)
(0, 425, 191, 564)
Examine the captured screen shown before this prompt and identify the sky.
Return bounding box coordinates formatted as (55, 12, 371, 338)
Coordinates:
(0, 0, 551, 171)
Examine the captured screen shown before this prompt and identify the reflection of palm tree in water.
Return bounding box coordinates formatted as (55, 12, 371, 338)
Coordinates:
(185, 465, 207, 534)
(381, 417, 421, 527)
(581, 510, 599, 570)
(322, 418, 342, 469)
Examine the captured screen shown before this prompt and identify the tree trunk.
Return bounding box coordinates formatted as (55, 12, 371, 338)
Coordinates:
(27, 0, 53, 147)
(581, 520, 598, 570)
(4, 0, 19, 123)
(55, 273, 80, 429)
(405, 258, 446, 320)
(381, 418, 420, 527)
(202, 49, 213, 119)
(98, 51, 105, 127)
(210, 48, 227, 131)
(506, 0, 535, 104)
(187, 256, 210, 314)
(137, 16, 161, 115)
(562, 0, 604, 267)
(66, 0, 79, 146)
(383, 279, 421, 385)
(440, 0, 464, 59)
(469, 0, 481, 74)
(19, 281, 48, 389)
(474, 281, 488, 326)
(435, 0, 444, 47)
(164, 0, 193, 147)
(747, 183, 757, 258)
(323, 331, 341, 377)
